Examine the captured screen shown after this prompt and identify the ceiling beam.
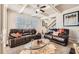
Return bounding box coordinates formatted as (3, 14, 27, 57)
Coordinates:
(49, 5, 61, 13)
(19, 4, 27, 13)
(54, 4, 60, 7)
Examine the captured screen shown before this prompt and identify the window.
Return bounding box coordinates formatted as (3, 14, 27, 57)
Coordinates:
(16, 15, 41, 29)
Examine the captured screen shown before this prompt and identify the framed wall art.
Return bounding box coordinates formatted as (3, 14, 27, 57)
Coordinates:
(63, 11, 79, 26)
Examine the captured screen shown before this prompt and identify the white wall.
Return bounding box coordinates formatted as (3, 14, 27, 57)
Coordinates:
(56, 6, 79, 42)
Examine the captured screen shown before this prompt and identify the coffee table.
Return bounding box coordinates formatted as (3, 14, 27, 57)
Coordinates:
(20, 39, 56, 54)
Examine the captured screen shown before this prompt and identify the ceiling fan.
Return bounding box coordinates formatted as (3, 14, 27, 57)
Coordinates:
(35, 5, 47, 13)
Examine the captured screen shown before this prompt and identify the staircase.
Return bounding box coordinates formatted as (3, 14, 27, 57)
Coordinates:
(47, 20, 56, 29)
(42, 17, 56, 30)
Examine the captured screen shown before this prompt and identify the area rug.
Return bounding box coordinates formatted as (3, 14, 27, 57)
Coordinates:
(52, 42, 70, 54)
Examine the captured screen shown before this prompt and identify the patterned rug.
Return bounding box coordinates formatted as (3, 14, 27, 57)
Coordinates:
(53, 42, 70, 54)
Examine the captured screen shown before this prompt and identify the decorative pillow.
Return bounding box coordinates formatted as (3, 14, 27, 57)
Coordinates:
(58, 33, 64, 37)
(11, 32, 22, 38)
(53, 31, 59, 36)
(53, 36, 64, 41)
(58, 29, 64, 33)
(57, 29, 64, 37)
(15, 32, 22, 38)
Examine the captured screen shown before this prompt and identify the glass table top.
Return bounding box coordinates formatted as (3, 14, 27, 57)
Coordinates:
(20, 39, 56, 54)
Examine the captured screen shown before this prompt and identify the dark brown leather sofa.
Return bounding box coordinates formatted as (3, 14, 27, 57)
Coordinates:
(8, 29, 41, 48)
(44, 29, 69, 46)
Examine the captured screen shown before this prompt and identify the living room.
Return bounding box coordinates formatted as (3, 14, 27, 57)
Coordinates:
(1, 4, 79, 54)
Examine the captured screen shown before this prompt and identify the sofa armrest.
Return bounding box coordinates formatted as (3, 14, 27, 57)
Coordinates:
(8, 39, 16, 48)
(44, 34, 53, 39)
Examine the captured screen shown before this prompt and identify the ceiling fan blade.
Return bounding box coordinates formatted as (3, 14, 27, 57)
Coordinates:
(40, 6, 46, 8)
(40, 10, 45, 12)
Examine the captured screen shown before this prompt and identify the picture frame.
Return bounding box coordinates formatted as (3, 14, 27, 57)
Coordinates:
(63, 11, 79, 26)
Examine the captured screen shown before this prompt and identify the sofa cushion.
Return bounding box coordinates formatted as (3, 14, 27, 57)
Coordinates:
(44, 35, 52, 39)
(53, 36, 65, 42)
